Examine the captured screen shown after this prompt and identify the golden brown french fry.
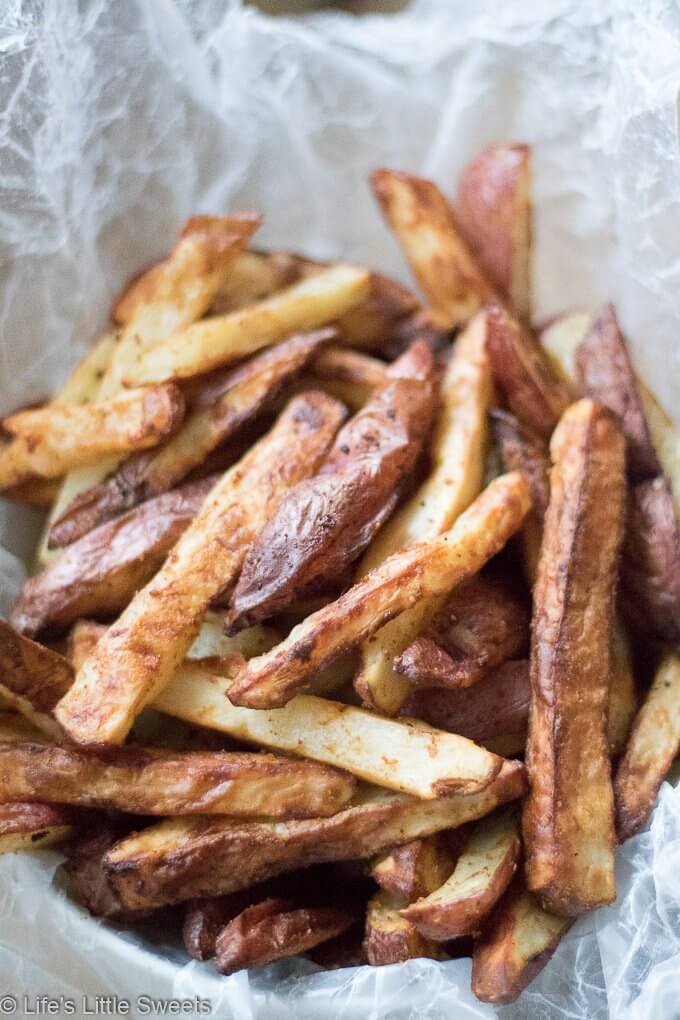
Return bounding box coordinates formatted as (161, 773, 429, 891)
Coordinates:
(11, 476, 216, 638)
(122, 265, 371, 386)
(364, 890, 444, 965)
(310, 346, 388, 390)
(524, 400, 626, 915)
(457, 143, 532, 321)
(335, 273, 421, 352)
(215, 897, 356, 974)
(0, 801, 73, 855)
(209, 251, 312, 317)
(0, 383, 184, 488)
(55, 393, 345, 746)
(0, 741, 355, 819)
(401, 808, 520, 939)
(371, 169, 494, 328)
(0, 621, 72, 737)
(229, 471, 530, 710)
(54, 332, 120, 406)
(353, 313, 491, 713)
(615, 653, 680, 842)
(48, 329, 334, 547)
(371, 835, 454, 902)
(104, 760, 526, 909)
(471, 880, 571, 1004)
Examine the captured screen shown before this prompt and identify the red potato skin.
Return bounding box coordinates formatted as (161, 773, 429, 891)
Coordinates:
(0, 619, 74, 711)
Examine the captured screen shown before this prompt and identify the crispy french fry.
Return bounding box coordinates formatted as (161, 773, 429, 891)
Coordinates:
(615, 653, 680, 841)
(122, 265, 371, 386)
(364, 889, 444, 965)
(401, 808, 520, 939)
(49, 330, 334, 546)
(55, 393, 345, 746)
(0, 383, 184, 488)
(11, 476, 216, 638)
(486, 304, 570, 439)
(471, 880, 571, 1004)
(371, 835, 455, 902)
(353, 313, 491, 713)
(215, 897, 356, 974)
(0, 621, 72, 737)
(524, 399, 626, 915)
(0, 801, 73, 855)
(103, 760, 526, 910)
(184, 892, 256, 960)
(371, 169, 494, 328)
(0, 741, 355, 819)
(65, 819, 139, 918)
(229, 471, 530, 710)
(457, 143, 532, 321)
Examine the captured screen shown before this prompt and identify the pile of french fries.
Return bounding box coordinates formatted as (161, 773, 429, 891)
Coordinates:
(0, 143, 678, 1005)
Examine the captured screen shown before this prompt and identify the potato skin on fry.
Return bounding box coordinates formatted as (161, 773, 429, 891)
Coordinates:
(11, 476, 215, 638)
(364, 890, 444, 965)
(371, 835, 455, 902)
(0, 620, 73, 716)
(523, 399, 626, 916)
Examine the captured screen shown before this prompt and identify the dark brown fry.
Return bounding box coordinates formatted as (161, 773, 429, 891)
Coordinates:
(0, 619, 73, 718)
(371, 835, 455, 902)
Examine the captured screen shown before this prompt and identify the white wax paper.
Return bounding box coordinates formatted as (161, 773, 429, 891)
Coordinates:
(1, 0, 679, 1016)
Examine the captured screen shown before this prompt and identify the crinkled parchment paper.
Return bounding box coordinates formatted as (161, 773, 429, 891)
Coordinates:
(1, 1, 679, 1016)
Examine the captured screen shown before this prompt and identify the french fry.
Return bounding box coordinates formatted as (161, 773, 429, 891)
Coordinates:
(486, 304, 570, 439)
(401, 807, 520, 939)
(538, 310, 592, 387)
(104, 760, 526, 910)
(209, 251, 313, 317)
(353, 312, 491, 714)
(65, 819, 140, 919)
(0, 383, 184, 488)
(0, 741, 355, 819)
(310, 345, 388, 391)
(228, 471, 530, 710)
(371, 169, 494, 328)
(335, 273, 421, 352)
(393, 572, 530, 690)
(54, 393, 345, 746)
(471, 880, 571, 1004)
(364, 890, 444, 965)
(227, 341, 435, 629)
(640, 383, 680, 517)
(0, 621, 72, 737)
(457, 143, 532, 321)
(615, 653, 680, 841)
(371, 835, 455, 902)
(121, 265, 371, 386)
(607, 626, 637, 759)
(54, 331, 120, 406)
(184, 892, 256, 960)
(524, 399, 626, 915)
(48, 330, 334, 546)
(11, 476, 216, 638)
(0, 801, 73, 855)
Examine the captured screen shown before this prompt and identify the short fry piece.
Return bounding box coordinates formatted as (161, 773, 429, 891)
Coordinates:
(401, 808, 520, 939)
(371, 169, 494, 328)
(354, 313, 491, 713)
(104, 760, 526, 909)
(55, 393, 344, 746)
(615, 653, 680, 841)
(0, 621, 72, 737)
(0, 741, 355, 818)
(229, 471, 530, 710)
(457, 143, 532, 321)
(123, 264, 371, 386)
(0, 384, 184, 487)
(364, 890, 444, 965)
(524, 399, 626, 915)
(471, 880, 571, 1004)
(0, 801, 73, 855)
(371, 835, 454, 902)
(183, 892, 255, 960)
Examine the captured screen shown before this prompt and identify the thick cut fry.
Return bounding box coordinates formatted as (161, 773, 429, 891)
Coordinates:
(11, 476, 215, 638)
(524, 399, 625, 915)
(0, 801, 73, 855)
(228, 471, 530, 710)
(371, 169, 494, 328)
(401, 808, 520, 939)
(122, 265, 371, 386)
(621, 476, 680, 646)
(394, 572, 529, 690)
(471, 880, 571, 1004)
(615, 654, 680, 841)
(215, 897, 356, 974)
(54, 332, 120, 406)
(607, 626, 637, 759)
(371, 835, 455, 901)
(0, 621, 72, 737)
(55, 393, 344, 747)
(227, 341, 435, 628)
(354, 313, 491, 713)
(575, 304, 660, 479)
(184, 892, 256, 960)
(457, 143, 532, 321)
(0, 384, 184, 488)
(405, 660, 530, 752)
(65, 820, 139, 919)
(0, 741, 355, 818)
(49, 330, 333, 547)
(364, 890, 444, 965)
(159, 664, 502, 799)
(486, 304, 570, 439)
(104, 760, 526, 909)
